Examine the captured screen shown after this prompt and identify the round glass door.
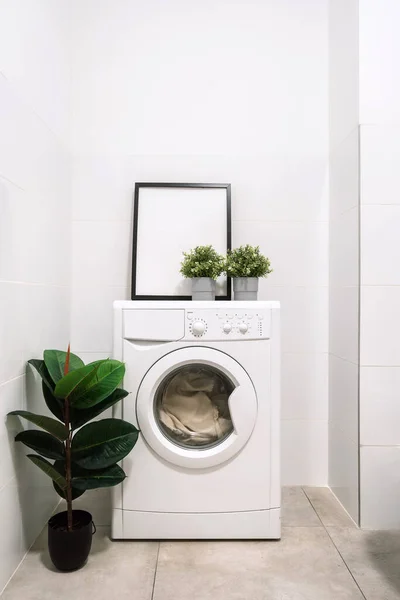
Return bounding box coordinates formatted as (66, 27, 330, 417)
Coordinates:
(154, 364, 235, 449)
(136, 347, 258, 469)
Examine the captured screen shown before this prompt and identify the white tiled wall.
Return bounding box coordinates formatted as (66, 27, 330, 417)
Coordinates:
(328, 130, 360, 522)
(358, 0, 400, 529)
(359, 127, 400, 529)
(70, 0, 329, 487)
(359, 0, 400, 126)
(0, 1, 71, 591)
(328, 0, 360, 524)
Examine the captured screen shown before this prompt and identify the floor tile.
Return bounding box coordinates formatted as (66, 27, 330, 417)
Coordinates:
(304, 487, 357, 528)
(1, 527, 158, 600)
(328, 527, 400, 600)
(282, 486, 320, 527)
(152, 527, 364, 600)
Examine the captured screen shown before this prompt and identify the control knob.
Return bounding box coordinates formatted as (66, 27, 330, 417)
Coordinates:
(192, 321, 206, 336)
(222, 322, 232, 334)
(238, 322, 248, 334)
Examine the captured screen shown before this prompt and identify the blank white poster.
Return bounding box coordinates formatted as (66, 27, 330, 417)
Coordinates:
(134, 186, 229, 297)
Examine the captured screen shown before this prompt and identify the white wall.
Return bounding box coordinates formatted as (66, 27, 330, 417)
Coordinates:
(70, 0, 329, 487)
(0, 1, 71, 590)
(359, 0, 400, 529)
(328, 0, 360, 523)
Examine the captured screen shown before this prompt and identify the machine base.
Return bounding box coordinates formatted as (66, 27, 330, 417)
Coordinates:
(112, 508, 281, 540)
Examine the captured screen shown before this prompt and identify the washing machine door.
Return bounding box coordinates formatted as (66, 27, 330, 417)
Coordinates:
(136, 347, 257, 469)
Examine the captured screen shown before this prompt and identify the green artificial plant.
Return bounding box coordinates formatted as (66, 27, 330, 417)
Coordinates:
(180, 245, 225, 279)
(8, 347, 138, 532)
(225, 245, 273, 278)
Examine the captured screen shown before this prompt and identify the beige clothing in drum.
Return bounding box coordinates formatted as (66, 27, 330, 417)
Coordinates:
(158, 369, 232, 445)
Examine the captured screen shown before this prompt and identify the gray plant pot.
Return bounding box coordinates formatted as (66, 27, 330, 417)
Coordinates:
(191, 277, 216, 301)
(233, 277, 259, 300)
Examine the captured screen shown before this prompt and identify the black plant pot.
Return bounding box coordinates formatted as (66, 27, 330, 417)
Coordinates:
(48, 510, 96, 571)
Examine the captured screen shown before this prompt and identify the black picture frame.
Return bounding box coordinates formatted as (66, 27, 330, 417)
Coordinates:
(131, 182, 232, 300)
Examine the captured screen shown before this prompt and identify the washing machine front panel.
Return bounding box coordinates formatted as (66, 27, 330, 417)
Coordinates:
(136, 347, 258, 469)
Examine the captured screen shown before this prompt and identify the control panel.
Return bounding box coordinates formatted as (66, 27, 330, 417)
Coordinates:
(186, 309, 270, 340)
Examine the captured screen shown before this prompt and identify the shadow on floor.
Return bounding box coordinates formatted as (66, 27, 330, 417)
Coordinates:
(366, 530, 400, 596)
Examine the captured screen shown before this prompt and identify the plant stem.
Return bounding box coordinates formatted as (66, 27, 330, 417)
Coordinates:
(64, 398, 73, 532)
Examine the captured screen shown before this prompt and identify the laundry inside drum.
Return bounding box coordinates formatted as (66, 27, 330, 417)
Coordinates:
(154, 364, 235, 449)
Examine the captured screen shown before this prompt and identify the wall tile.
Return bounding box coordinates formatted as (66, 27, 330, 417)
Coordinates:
(359, 2, 400, 124)
(329, 0, 359, 149)
(0, 0, 71, 140)
(233, 221, 328, 287)
(329, 355, 359, 444)
(0, 76, 70, 199)
(330, 206, 359, 288)
(17, 459, 57, 552)
(360, 366, 400, 446)
(328, 423, 359, 524)
(71, 1, 327, 156)
(360, 446, 400, 529)
(0, 377, 25, 491)
(260, 285, 328, 355)
(72, 154, 132, 222)
(71, 286, 129, 353)
(19, 285, 70, 362)
(282, 419, 328, 486)
(0, 481, 23, 593)
(361, 205, 400, 285)
(282, 353, 328, 421)
(77, 352, 111, 364)
(0, 179, 69, 285)
(0, 283, 24, 385)
(72, 153, 329, 224)
(360, 125, 400, 205)
(329, 127, 359, 218)
(360, 286, 400, 366)
(72, 221, 132, 288)
(329, 285, 359, 364)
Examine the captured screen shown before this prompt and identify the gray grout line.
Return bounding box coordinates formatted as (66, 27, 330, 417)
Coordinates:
(301, 487, 325, 528)
(150, 542, 161, 600)
(302, 488, 367, 600)
(324, 529, 368, 600)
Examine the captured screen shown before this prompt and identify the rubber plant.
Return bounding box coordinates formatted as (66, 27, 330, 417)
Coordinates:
(8, 347, 138, 533)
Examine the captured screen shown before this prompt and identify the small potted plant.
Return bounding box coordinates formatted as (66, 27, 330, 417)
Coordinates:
(8, 347, 138, 572)
(225, 245, 272, 300)
(180, 245, 225, 300)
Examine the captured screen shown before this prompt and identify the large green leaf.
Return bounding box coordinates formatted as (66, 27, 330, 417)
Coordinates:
(54, 361, 106, 400)
(28, 359, 54, 391)
(15, 430, 65, 460)
(71, 388, 129, 430)
(56, 360, 125, 409)
(72, 360, 126, 409)
(52, 460, 85, 500)
(27, 455, 67, 490)
(44, 350, 85, 384)
(72, 418, 139, 469)
(72, 464, 127, 490)
(8, 411, 68, 441)
(53, 481, 85, 500)
(42, 382, 65, 422)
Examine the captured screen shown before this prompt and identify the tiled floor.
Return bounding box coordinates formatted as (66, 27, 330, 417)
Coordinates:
(2, 487, 400, 599)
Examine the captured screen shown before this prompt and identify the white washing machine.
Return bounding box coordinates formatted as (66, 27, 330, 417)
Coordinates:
(112, 301, 281, 539)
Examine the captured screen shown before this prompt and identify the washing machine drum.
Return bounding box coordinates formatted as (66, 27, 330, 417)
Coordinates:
(136, 347, 258, 469)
